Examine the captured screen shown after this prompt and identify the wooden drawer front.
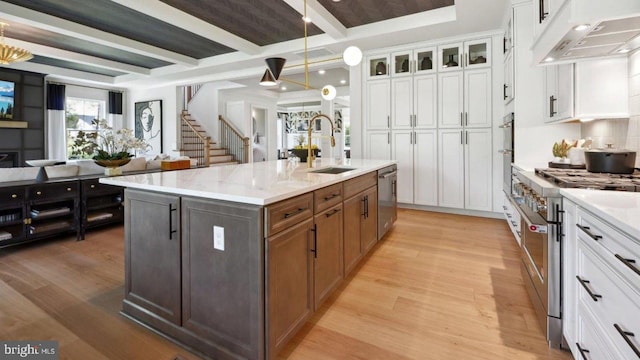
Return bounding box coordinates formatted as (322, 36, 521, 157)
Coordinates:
(29, 182, 79, 200)
(83, 179, 121, 195)
(267, 193, 313, 237)
(343, 172, 376, 199)
(314, 183, 343, 213)
(577, 240, 640, 359)
(577, 208, 640, 291)
(0, 187, 24, 206)
(576, 305, 623, 360)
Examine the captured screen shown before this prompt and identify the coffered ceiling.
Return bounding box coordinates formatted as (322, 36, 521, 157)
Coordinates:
(0, 0, 507, 88)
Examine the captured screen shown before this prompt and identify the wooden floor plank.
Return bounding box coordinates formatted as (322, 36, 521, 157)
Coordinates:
(0, 210, 571, 360)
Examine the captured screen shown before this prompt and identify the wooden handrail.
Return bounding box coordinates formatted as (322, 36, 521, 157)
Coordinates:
(218, 115, 248, 141)
(181, 111, 210, 143)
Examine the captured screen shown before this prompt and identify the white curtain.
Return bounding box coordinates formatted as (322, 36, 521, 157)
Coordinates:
(46, 83, 66, 161)
(108, 91, 123, 130)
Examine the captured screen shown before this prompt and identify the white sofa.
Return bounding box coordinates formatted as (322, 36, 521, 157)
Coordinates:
(0, 157, 166, 183)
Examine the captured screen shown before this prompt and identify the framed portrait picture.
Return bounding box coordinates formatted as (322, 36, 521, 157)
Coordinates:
(134, 100, 162, 154)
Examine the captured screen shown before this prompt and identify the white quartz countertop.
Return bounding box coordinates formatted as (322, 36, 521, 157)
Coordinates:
(560, 189, 640, 240)
(100, 158, 396, 206)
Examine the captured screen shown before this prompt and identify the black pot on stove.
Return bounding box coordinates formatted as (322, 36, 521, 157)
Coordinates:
(584, 148, 637, 174)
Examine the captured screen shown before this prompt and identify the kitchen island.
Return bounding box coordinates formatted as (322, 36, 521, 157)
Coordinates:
(100, 158, 397, 360)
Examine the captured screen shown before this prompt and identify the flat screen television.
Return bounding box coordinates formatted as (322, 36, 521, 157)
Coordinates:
(0, 80, 15, 120)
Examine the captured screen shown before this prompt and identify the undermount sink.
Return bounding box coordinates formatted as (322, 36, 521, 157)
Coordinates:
(309, 167, 356, 174)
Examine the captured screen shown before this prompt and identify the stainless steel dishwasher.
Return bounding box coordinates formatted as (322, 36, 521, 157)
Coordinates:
(377, 164, 397, 240)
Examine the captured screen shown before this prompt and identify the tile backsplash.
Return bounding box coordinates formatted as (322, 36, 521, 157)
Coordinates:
(580, 51, 640, 168)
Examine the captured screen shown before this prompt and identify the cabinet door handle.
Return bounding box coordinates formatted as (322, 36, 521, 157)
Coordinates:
(460, 112, 463, 126)
(460, 130, 464, 145)
(392, 179, 397, 197)
(168, 203, 178, 240)
(361, 196, 367, 218)
(465, 131, 468, 145)
(310, 224, 317, 258)
(365, 195, 369, 219)
(539, 0, 549, 22)
(323, 193, 340, 201)
(615, 254, 640, 277)
(465, 112, 468, 126)
(575, 343, 590, 360)
(387, 132, 390, 144)
(387, 115, 390, 128)
(325, 208, 341, 218)
(549, 96, 557, 117)
(576, 276, 602, 302)
(284, 207, 305, 218)
(504, 84, 508, 100)
(614, 324, 640, 358)
(576, 224, 602, 241)
(413, 131, 417, 145)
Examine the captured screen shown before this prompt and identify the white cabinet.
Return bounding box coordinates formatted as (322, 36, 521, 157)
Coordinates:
(366, 131, 390, 160)
(438, 38, 491, 72)
(365, 79, 390, 130)
(366, 54, 390, 79)
(544, 57, 628, 123)
(544, 64, 574, 122)
(503, 51, 514, 105)
(438, 129, 492, 211)
(414, 75, 438, 128)
(562, 196, 640, 360)
(392, 130, 438, 206)
(391, 47, 436, 77)
(464, 129, 492, 211)
(391, 77, 413, 129)
(439, 68, 491, 128)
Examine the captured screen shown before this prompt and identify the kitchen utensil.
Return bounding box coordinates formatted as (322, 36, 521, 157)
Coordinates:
(584, 149, 637, 174)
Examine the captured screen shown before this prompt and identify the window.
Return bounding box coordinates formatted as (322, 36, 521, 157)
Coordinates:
(66, 98, 106, 159)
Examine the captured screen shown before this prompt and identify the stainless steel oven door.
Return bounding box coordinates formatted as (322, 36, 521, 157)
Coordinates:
(519, 205, 548, 303)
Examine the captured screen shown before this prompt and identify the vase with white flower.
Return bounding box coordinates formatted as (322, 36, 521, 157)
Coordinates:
(73, 119, 150, 175)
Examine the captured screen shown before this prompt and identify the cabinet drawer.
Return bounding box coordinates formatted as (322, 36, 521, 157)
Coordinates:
(577, 208, 640, 291)
(29, 182, 79, 200)
(267, 193, 313, 237)
(82, 179, 121, 195)
(314, 183, 343, 213)
(576, 304, 623, 360)
(0, 187, 24, 207)
(577, 240, 640, 359)
(343, 172, 377, 199)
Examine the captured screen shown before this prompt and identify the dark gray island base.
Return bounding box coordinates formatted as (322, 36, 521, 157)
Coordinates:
(112, 162, 397, 360)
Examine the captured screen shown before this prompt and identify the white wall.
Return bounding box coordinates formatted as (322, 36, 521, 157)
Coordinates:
(127, 86, 180, 158)
(628, 50, 640, 168)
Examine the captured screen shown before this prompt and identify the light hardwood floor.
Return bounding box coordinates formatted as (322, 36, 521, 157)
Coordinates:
(0, 209, 572, 360)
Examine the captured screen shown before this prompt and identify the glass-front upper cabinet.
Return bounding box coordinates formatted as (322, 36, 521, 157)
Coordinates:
(438, 42, 462, 72)
(465, 38, 491, 68)
(391, 47, 436, 77)
(367, 54, 390, 79)
(438, 38, 491, 71)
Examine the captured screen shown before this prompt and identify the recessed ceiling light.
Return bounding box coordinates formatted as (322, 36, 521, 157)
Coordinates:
(573, 24, 590, 31)
(281, 86, 287, 90)
(618, 48, 631, 54)
(340, 79, 346, 84)
(544, 57, 554, 62)
(318, 69, 326, 75)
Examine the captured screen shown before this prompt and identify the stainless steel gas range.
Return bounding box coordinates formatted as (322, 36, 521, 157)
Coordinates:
(513, 168, 640, 348)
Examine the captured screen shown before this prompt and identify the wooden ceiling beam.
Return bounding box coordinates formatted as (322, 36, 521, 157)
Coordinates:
(109, 0, 261, 55)
(0, 1, 199, 67)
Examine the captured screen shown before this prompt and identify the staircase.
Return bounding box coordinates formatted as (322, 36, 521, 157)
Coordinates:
(179, 111, 238, 167)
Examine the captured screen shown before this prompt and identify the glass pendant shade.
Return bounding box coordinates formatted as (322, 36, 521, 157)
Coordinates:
(343, 46, 362, 66)
(259, 70, 277, 86)
(321, 85, 336, 100)
(265, 57, 286, 80)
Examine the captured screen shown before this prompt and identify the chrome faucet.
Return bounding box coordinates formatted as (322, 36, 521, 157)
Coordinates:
(307, 113, 336, 168)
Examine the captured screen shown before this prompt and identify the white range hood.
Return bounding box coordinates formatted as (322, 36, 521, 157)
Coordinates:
(532, 0, 640, 64)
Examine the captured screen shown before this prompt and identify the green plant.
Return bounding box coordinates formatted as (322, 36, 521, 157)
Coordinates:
(552, 140, 573, 158)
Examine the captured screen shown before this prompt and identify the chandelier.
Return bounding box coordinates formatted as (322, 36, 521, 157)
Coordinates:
(0, 22, 33, 65)
(259, 0, 362, 101)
